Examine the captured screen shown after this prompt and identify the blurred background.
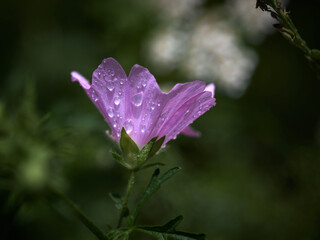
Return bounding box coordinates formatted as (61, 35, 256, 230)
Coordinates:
(1, 0, 320, 239)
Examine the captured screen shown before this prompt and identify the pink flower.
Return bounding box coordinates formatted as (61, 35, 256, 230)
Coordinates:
(71, 58, 216, 148)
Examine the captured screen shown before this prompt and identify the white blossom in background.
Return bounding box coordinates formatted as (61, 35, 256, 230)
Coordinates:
(152, 0, 204, 20)
(183, 15, 258, 97)
(146, 28, 186, 72)
(144, 0, 282, 97)
(227, 0, 290, 42)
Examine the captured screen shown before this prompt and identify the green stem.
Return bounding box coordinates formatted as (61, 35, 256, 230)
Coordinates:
(117, 171, 135, 228)
(258, 0, 320, 77)
(53, 189, 109, 240)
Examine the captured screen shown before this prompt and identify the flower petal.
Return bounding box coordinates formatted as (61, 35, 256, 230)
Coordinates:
(71, 71, 90, 89)
(158, 90, 215, 144)
(91, 58, 128, 139)
(181, 126, 201, 137)
(124, 64, 165, 147)
(72, 58, 216, 149)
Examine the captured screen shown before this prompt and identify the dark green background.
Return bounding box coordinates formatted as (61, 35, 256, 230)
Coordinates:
(1, 0, 320, 239)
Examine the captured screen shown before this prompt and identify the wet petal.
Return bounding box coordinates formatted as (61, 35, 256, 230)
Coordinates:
(91, 58, 128, 139)
(158, 90, 215, 144)
(124, 64, 165, 147)
(72, 58, 216, 148)
(181, 126, 201, 137)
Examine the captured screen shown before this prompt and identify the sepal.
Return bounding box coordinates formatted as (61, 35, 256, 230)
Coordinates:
(114, 128, 165, 170)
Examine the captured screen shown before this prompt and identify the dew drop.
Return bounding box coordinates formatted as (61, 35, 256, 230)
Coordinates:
(124, 120, 134, 133)
(141, 125, 146, 133)
(160, 113, 166, 121)
(131, 93, 143, 107)
(114, 96, 121, 105)
(91, 91, 99, 102)
(157, 103, 161, 107)
(120, 80, 124, 85)
(107, 69, 115, 77)
(106, 81, 115, 91)
(107, 108, 114, 118)
(141, 79, 147, 87)
(150, 102, 156, 110)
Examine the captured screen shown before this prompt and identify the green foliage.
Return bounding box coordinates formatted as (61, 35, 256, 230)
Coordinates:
(115, 129, 166, 170)
(120, 127, 140, 168)
(134, 215, 205, 240)
(131, 167, 181, 223)
(256, 0, 320, 78)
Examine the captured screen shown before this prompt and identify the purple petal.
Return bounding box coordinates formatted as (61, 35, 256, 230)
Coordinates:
(181, 126, 201, 137)
(158, 90, 215, 144)
(72, 58, 216, 148)
(123, 64, 165, 147)
(72, 58, 128, 139)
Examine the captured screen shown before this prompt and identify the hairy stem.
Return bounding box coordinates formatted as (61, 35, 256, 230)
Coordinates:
(117, 171, 135, 228)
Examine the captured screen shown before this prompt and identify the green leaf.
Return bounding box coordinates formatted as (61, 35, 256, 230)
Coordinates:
(109, 192, 123, 210)
(134, 216, 205, 240)
(136, 137, 157, 165)
(162, 215, 183, 232)
(120, 128, 139, 168)
(111, 151, 131, 168)
(132, 167, 181, 222)
(135, 228, 206, 240)
(148, 136, 165, 158)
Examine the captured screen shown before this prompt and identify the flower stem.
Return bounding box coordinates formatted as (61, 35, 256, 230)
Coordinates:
(53, 188, 109, 240)
(257, 0, 320, 78)
(117, 170, 135, 228)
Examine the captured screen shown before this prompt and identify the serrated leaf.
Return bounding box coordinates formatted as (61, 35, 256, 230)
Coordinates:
(148, 136, 165, 158)
(132, 167, 181, 222)
(120, 128, 139, 168)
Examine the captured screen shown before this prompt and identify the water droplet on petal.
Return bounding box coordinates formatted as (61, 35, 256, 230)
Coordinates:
(114, 96, 121, 105)
(141, 125, 146, 133)
(106, 81, 115, 91)
(124, 120, 134, 133)
(107, 108, 114, 118)
(91, 91, 99, 102)
(107, 69, 115, 77)
(151, 102, 155, 110)
(120, 80, 124, 85)
(132, 93, 143, 107)
(157, 103, 161, 107)
(141, 79, 147, 87)
(160, 113, 166, 121)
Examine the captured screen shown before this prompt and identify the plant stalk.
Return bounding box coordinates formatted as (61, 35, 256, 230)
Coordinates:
(53, 188, 109, 240)
(117, 170, 135, 228)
